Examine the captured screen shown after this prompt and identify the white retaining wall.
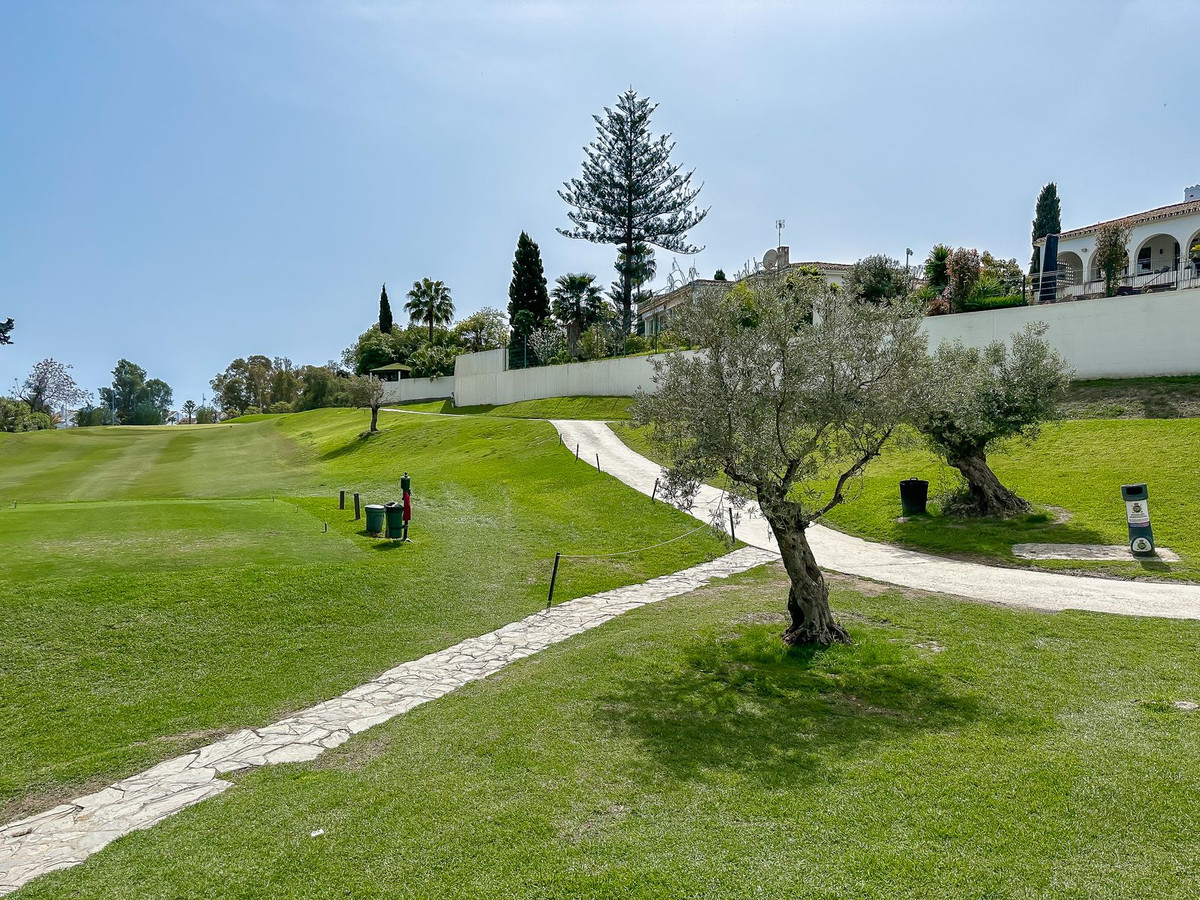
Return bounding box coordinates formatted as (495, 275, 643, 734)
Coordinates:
(381, 376, 455, 404)
(921, 287, 1200, 378)
(453, 350, 697, 407)
(451, 288, 1200, 407)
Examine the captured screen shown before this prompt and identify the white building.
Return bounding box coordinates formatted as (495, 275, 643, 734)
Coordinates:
(636, 247, 851, 335)
(1036, 185, 1200, 301)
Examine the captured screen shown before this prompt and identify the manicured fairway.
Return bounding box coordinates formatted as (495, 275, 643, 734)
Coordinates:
(20, 565, 1200, 898)
(0, 423, 313, 503)
(0, 410, 728, 817)
(615, 418, 1200, 582)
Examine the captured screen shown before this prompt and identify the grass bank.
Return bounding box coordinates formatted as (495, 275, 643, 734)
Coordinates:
(390, 395, 632, 420)
(22, 565, 1200, 898)
(0, 409, 727, 816)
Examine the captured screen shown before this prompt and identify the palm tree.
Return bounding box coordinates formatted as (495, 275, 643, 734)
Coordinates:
(552, 273, 605, 357)
(405, 278, 455, 342)
(616, 242, 657, 292)
(924, 244, 951, 293)
(182, 399, 196, 424)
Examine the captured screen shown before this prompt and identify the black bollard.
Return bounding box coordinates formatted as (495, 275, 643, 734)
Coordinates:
(339, 490, 345, 510)
(353, 492, 361, 520)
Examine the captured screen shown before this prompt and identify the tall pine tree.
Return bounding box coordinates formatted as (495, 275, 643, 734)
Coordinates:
(559, 89, 708, 335)
(1030, 183, 1062, 274)
(507, 231, 550, 338)
(0, 317, 13, 345)
(379, 283, 394, 334)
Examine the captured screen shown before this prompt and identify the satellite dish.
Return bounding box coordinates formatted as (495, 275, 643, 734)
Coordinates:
(763, 248, 778, 271)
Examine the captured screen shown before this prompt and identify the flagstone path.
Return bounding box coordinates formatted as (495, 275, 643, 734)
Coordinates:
(0, 546, 774, 895)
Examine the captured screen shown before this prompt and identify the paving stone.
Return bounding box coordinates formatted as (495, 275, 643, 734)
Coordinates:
(1012, 542, 1181, 562)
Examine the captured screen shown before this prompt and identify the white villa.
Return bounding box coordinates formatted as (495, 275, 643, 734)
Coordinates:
(1036, 185, 1200, 301)
(636, 247, 851, 335)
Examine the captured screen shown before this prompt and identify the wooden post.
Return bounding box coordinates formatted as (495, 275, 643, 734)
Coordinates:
(339, 490, 345, 510)
(651, 478, 659, 502)
(575, 444, 580, 462)
(596, 452, 601, 472)
(353, 493, 361, 520)
(547, 552, 561, 607)
(729, 508, 736, 542)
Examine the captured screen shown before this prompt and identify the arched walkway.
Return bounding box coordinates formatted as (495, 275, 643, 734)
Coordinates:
(1132, 232, 1180, 278)
(1056, 250, 1084, 286)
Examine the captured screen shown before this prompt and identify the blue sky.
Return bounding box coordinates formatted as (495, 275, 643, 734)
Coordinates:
(2, 0, 1197, 407)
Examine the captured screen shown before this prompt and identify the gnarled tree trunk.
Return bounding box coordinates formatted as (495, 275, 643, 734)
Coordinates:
(948, 451, 1029, 517)
(760, 498, 850, 647)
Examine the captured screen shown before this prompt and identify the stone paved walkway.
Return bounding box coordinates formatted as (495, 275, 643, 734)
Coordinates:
(0, 547, 774, 895)
(553, 419, 1200, 620)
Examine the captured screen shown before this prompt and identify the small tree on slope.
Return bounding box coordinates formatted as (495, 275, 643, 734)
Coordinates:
(634, 274, 928, 647)
(350, 374, 386, 433)
(915, 323, 1071, 518)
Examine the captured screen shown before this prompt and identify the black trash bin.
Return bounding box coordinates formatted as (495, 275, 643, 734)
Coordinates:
(899, 478, 929, 516)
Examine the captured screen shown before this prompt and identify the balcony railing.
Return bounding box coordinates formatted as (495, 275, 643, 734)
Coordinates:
(1048, 261, 1200, 301)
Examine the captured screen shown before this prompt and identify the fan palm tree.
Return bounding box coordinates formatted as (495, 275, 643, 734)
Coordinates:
(552, 273, 605, 357)
(405, 278, 455, 342)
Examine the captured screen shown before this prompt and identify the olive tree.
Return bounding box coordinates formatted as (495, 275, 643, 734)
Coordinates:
(350, 374, 386, 433)
(915, 323, 1071, 517)
(634, 274, 928, 647)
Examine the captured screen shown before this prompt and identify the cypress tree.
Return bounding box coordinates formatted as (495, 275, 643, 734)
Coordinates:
(1030, 183, 1062, 274)
(379, 283, 394, 334)
(507, 231, 550, 337)
(559, 88, 708, 335)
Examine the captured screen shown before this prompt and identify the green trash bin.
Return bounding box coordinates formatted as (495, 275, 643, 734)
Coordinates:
(384, 501, 404, 539)
(364, 504, 386, 536)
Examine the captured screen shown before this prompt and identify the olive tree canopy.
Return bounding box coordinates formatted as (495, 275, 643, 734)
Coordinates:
(634, 273, 928, 646)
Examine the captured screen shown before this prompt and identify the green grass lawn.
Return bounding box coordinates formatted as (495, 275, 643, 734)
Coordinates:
(22, 565, 1200, 899)
(391, 395, 632, 420)
(1061, 375, 1200, 419)
(0, 409, 727, 818)
(614, 418, 1200, 582)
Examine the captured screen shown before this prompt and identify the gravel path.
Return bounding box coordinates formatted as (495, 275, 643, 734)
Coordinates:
(552, 419, 1200, 620)
(0, 547, 773, 895)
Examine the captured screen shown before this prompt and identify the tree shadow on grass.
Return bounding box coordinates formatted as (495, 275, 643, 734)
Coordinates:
(596, 624, 979, 787)
(320, 430, 387, 461)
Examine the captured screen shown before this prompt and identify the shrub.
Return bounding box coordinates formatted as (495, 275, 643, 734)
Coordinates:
(946, 248, 981, 311)
(578, 324, 612, 360)
(267, 401, 293, 414)
(623, 334, 651, 355)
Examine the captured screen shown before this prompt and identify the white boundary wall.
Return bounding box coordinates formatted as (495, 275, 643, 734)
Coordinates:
(921, 287, 1200, 378)
(451, 289, 1200, 407)
(453, 349, 697, 407)
(381, 376, 455, 404)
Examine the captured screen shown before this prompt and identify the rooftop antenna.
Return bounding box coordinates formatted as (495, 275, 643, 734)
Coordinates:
(775, 218, 786, 248)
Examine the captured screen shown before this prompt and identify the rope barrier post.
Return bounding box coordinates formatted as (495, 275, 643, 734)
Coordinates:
(547, 552, 561, 607)
(575, 443, 580, 462)
(651, 478, 659, 502)
(729, 508, 736, 543)
(339, 490, 345, 510)
(596, 452, 601, 473)
(353, 492, 361, 520)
